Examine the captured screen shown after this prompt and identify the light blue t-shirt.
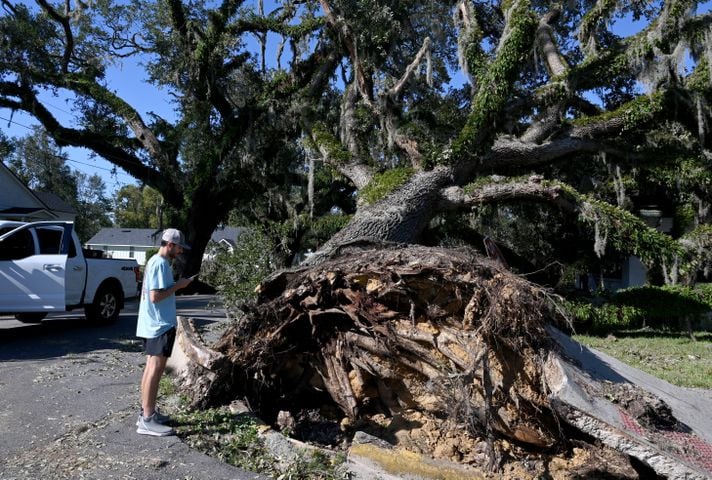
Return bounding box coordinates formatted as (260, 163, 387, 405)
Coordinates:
(136, 254, 176, 338)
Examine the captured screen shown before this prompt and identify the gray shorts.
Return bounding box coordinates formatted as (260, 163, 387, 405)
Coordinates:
(143, 328, 176, 357)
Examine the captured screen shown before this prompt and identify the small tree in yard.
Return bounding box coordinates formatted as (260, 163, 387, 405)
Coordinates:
(200, 228, 280, 313)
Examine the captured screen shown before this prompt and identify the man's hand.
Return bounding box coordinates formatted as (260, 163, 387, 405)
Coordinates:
(150, 276, 195, 303)
(176, 276, 194, 290)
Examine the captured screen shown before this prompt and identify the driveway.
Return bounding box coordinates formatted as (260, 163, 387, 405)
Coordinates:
(0, 295, 266, 480)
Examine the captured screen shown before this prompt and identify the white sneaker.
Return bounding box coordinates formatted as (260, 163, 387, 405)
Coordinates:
(136, 413, 175, 436)
(136, 407, 171, 426)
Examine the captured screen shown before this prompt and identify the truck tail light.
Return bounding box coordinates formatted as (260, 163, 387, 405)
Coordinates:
(134, 266, 141, 283)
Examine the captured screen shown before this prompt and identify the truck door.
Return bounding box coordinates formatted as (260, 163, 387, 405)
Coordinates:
(46, 226, 85, 306)
(0, 222, 72, 313)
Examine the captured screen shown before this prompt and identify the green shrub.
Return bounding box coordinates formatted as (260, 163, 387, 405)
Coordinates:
(565, 300, 644, 334)
(311, 214, 351, 241)
(695, 283, 712, 305)
(613, 285, 711, 328)
(564, 284, 712, 334)
(200, 228, 279, 313)
(299, 214, 353, 253)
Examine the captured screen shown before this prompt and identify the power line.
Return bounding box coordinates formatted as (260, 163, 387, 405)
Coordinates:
(0, 115, 34, 131)
(66, 157, 131, 177)
(0, 114, 136, 183)
(41, 99, 74, 116)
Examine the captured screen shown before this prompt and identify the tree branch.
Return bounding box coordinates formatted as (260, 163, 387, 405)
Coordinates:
(485, 135, 621, 171)
(440, 176, 577, 212)
(226, 10, 324, 38)
(60, 74, 179, 174)
(518, 9, 571, 144)
(371, 37, 433, 167)
(166, 0, 190, 42)
(488, 89, 672, 172)
(339, 81, 362, 159)
(0, 78, 183, 205)
(386, 37, 431, 99)
(318, 0, 373, 106)
(450, 0, 537, 166)
(37, 0, 74, 73)
(1, 0, 18, 15)
(536, 9, 567, 77)
(309, 121, 373, 189)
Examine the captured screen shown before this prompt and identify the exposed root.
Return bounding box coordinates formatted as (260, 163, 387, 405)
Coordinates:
(179, 244, 699, 477)
(188, 246, 564, 450)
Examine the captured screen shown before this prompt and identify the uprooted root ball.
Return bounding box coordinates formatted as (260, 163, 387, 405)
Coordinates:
(189, 246, 570, 456)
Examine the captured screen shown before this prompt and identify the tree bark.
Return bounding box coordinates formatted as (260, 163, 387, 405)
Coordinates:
(306, 166, 453, 264)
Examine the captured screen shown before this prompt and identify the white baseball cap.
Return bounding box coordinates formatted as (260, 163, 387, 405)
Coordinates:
(161, 228, 191, 250)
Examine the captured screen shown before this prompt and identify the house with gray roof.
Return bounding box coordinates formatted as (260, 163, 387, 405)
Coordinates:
(0, 161, 77, 221)
(85, 226, 244, 265)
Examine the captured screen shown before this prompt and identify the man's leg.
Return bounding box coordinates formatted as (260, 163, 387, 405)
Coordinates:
(141, 354, 168, 418)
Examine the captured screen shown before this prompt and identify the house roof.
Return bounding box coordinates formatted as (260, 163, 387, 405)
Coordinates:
(0, 162, 77, 220)
(85, 226, 244, 248)
(0, 161, 52, 218)
(85, 228, 159, 247)
(0, 206, 51, 216)
(32, 191, 77, 214)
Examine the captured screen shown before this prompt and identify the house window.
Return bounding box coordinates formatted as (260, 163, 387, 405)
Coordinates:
(129, 246, 134, 258)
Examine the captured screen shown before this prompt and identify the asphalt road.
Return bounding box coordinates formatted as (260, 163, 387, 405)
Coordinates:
(0, 295, 266, 480)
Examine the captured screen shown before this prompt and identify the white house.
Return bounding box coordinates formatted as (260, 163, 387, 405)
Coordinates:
(0, 161, 77, 221)
(576, 207, 674, 292)
(85, 226, 244, 265)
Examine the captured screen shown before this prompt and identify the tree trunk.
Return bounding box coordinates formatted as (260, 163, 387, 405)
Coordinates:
(179, 192, 235, 277)
(306, 166, 453, 264)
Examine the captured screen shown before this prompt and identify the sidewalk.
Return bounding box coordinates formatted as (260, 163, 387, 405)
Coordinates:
(547, 326, 712, 479)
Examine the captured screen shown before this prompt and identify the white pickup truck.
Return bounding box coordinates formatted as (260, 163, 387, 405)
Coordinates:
(0, 221, 140, 323)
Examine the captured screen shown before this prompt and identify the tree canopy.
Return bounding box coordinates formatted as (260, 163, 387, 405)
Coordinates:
(1, 0, 711, 281)
(3, 127, 112, 240)
(112, 184, 168, 229)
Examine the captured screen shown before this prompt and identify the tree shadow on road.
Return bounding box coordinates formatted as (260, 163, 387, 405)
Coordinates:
(0, 314, 145, 361)
(0, 295, 226, 361)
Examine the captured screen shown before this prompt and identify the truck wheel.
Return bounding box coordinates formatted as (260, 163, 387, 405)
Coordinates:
(86, 285, 121, 323)
(15, 313, 48, 323)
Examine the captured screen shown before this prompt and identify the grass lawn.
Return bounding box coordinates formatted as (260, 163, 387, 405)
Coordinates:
(574, 330, 712, 389)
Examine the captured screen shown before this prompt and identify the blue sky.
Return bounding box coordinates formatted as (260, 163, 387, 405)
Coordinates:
(1, 1, 709, 197)
(1, 0, 288, 195)
(1, 55, 169, 193)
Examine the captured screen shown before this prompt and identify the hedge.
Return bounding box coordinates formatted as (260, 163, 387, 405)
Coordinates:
(564, 284, 712, 334)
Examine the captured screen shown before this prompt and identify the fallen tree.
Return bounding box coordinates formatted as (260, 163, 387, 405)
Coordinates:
(179, 244, 712, 478)
(153, 0, 712, 474)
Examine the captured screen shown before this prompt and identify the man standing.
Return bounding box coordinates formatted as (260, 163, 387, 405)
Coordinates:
(136, 228, 194, 436)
